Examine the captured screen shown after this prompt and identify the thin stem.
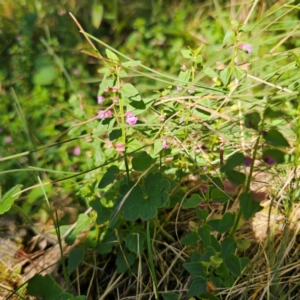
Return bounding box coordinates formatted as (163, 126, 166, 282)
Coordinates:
(230, 132, 262, 237)
(146, 220, 158, 299)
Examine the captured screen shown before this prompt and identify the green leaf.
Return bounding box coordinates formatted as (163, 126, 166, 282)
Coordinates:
(98, 72, 108, 95)
(91, 3, 103, 28)
(120, 83, 141, 101)
(132, 152, 156, 171)
(263, 129, 290, 147)
(264, 107, 282, 119)
(183, 262, 205, 277)
(0, 184, 22, 214)
(219, 213, 235, 233)
(207, 218, 221, 232)
(244, 112, 261, 130)
(120, 173, 170, 221)
(210, 235, 221, 251)
(223, 29, 235, 45)
(33, 66, 57, 86)
(28, 183, 52, 204)
(198, 225, 211, 247)
(240, 257, 250, 270)
(186, 277, 207, 298)
(122, 60, 141, 67)
(224, 275, 235, 287)
(215, 262, 229, 278)
(236, 239, 251, 251)
(183, 194, 202, 208)
(221, 236, 236, 258)
(210, 255, 223, 268)
(211, 188, 230, 204)
(225, 254, 242, 277)
(98, 165, 120, 188)
(196, 208, 209, 220)
(221, 152, 245, 172)
(109, 129, 122, 141)
(90, 200, 111, 224)
(181, 49, 192, 59)
(116, 251, 135, 273)
(204, 67, 218, 78)
(96, 228, 118, 254)
(125, 232, 146, 256)
(68, 248, 85, 274)
(220, 67, 232, 86)
(239, 192, 261, 220)
(233, 66, 244, 80)
(65, 214, 91, 245)
(60, 292, 75, 300)
(161, 292, 179, 300)
(262, 148, 287, 164)
(225, 170, 246, 185)
(181, 232, 198, 245)
(178, 70, 191, 82)
(27, 274, 62, 299)
(105, 49, 119, 62)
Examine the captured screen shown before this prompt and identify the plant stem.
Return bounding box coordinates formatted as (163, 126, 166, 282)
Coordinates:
(146, 220, 158, 299)
(230, 132, 262, 237)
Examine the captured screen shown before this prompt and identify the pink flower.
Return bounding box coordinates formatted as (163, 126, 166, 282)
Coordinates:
(97, 110, 112, 119)
(79, 104, 84, 110)
(4, 136, 12, 143)
(104, 86, 110, 92)
(115, 142, 125, 152)
(180, 64, 187, 71)
(198, 203, 207, 210)
(97, 96, 105, 104)
(159, 115, 165, 121)
(162, 140, 168, 149)
(125, 112, 138, 125)
(73, 146, 81, 156)
(188, 86, 195, 94)
(112, 97, 119, 102)
(112, 86, 118, 93)
(238, 43, 252, 55)
(223, 180, 239, 195)
(176, 86, 182, 93)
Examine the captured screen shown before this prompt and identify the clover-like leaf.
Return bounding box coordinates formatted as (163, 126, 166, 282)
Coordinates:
(120, 172, 170, 221)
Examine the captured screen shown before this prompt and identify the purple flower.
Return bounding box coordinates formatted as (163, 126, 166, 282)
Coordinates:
(238, 43, 252, 55)
(97, 96, 105, 104)
(263, 155, 276, 165)
(4, 136, 12, 143)
(73, 146, 81, 156)
(97, 110, 112, 119)
(125, 112, 138, 125)
(162, 140, 168, 149)
(244, 156, 252, 167)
